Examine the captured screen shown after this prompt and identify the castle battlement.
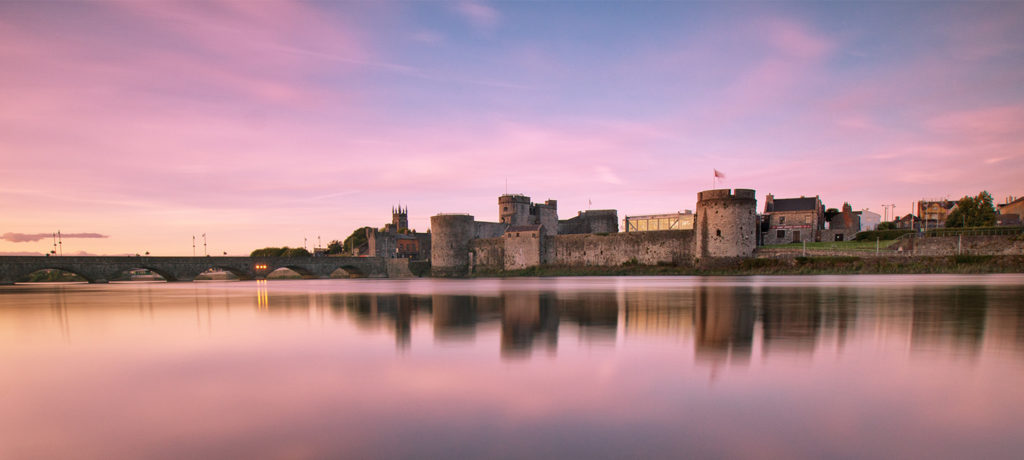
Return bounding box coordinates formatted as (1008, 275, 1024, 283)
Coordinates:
(698, 188, 756, 201)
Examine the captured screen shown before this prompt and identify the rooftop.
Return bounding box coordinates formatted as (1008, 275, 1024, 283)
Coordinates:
(998, 196, 1024, 208)
(769, 197, 819, 212)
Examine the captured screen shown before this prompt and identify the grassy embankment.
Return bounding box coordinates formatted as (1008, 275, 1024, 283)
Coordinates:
(761, 239, 897, 252)
(474, 255, 1024, 277)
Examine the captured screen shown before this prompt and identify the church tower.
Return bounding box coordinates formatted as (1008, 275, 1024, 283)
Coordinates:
(392, 205, 409, 232)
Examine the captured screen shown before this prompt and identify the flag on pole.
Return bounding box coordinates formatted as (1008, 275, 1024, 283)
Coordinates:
(714, 169, 725, 179)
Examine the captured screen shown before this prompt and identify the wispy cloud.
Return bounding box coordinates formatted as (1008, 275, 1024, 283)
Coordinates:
(455, 2, 500, 30)
(595, 166, 624, 185)
(1, 233, 109, 243)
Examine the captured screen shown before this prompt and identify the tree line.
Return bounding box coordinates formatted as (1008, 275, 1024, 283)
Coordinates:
(251, 227, 374, 257)
(875, 191, 998, 230)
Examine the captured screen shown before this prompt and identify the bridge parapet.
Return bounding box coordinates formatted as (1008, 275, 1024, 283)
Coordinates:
(0, 256, 393, 284)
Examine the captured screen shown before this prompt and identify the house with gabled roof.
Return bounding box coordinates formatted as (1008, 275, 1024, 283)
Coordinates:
(762, 194, 825, 244)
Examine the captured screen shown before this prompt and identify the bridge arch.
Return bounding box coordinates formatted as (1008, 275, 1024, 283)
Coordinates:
(331, 265, 366, 278)
(195, 265, 254, 281)
(17, 267, 92, 283)
(268, 265, 317, 279)
(106, 266, 172, 282)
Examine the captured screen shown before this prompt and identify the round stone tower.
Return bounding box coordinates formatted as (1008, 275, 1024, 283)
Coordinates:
(695, 189, 757, 262)
(430, 214, 476, 277)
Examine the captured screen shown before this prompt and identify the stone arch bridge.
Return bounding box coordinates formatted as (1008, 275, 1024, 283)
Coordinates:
(0, 256, 396, 284)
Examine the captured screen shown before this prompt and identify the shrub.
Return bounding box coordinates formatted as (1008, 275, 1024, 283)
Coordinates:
(740, 258, 782, 269)
(952, 254, 992, 264)
(853, 229, 914, 241)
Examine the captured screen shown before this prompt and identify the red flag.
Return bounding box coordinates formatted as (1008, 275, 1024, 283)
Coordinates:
(714, 169, 725, 179)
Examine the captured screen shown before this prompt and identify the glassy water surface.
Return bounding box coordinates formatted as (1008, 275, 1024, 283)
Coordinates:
(2, 275, 1024, 459)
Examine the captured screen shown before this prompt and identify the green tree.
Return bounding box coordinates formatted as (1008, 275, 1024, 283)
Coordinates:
(282, 247, 311, 257)
(824, 208, 840, 222)
(250, 246, 313, 257)
(343, 227, 371, 254)
(945, 191, 996, 228)
(251, 247, 284, 257)
(877, 221, 896, 230)
(326, 240, 344, 255)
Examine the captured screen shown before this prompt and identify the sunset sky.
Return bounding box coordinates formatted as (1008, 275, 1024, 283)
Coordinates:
(2, 1, 1023, 256)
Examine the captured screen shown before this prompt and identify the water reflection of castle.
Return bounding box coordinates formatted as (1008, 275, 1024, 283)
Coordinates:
(253, 283, 1024, 361)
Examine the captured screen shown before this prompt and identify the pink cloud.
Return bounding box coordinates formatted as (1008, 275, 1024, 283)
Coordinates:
(926, 106, 1024, 140)
(760, 18, 835, 59)
(455, 2, 500, 30)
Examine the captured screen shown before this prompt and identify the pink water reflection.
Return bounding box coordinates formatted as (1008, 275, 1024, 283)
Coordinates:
(1, 276, 1023, 459)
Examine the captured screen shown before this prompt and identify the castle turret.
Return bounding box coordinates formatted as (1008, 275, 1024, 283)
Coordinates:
(430, 214, 475, 277)
(499, 194, 532, 225)
(695, 189, 757, 263)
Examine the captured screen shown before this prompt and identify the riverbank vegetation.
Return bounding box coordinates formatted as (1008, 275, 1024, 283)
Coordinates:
(763, 239, 898, 252)
(250, 247, 312, 257)
(473, 255, 1024, 277)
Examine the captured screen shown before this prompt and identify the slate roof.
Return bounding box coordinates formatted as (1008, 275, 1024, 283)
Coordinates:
(770, 197, 819, 212)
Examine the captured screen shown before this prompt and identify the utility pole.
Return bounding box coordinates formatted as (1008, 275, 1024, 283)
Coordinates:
(193, 235, 196, 257)
(52, 232, 57, 255)
(57, 230, 62, 256)
(203, 233, 207, 256)
(958, 214, 965, 255)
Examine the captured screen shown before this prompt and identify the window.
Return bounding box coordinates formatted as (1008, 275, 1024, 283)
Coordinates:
(804, 215, 811, 224)
(779, 216, 786, 225)
(777, 229, 785, 238)
(716, 229, 721, 237)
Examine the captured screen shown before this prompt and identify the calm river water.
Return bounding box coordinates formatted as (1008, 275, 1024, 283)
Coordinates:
(2, 275, 1024, 459)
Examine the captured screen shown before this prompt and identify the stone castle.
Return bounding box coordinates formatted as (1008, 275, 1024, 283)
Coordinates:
(431, 189, 757, 276)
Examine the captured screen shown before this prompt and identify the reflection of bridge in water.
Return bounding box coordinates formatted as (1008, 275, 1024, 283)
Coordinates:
(0, 256, 390, 284)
